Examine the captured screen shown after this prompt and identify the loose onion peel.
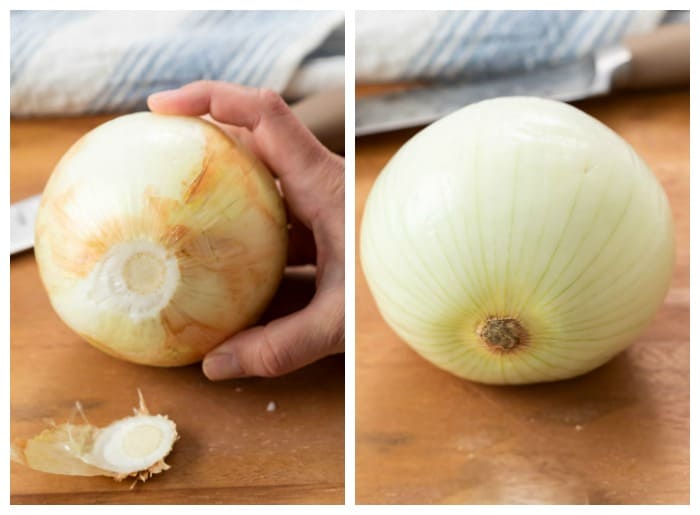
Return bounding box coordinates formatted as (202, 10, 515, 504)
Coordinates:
(11, 390, 178, 485)
(360, 97, 675, 384)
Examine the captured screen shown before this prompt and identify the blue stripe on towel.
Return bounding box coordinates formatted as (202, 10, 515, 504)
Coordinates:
(91, 10, 228, 112)
(94, 10, 330, 110)
(11, 11, 87, 85)
(607, 12, 636, 48)
(557, 11, 595, 61)
(88, 41, 161, 112)
(242, 29, 289, 87)
(477, 11, 528, 74)
(450, 11, 513, 78)
(540, 11, 579, 66)
(432, 11, 488, 79)
(118, 37, 197, 112)
(221, 12, 272, 84)
(412, 11, 473, 79)
(12, 10, 342, 115)
(406, 10, 612, 82)
(245, 12, 314, 87)
(120, 36, 198, 107)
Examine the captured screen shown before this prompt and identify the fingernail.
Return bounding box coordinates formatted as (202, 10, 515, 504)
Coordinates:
(203, 353, 244, 380)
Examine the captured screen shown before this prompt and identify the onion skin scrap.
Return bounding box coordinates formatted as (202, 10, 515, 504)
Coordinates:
(34, 113, 288, 366)
(360, 97, 675, 385)
(11, 391, 178, 484)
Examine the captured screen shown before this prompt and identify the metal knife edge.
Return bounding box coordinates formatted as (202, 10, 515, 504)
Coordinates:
(356, 45, 632, 137)
(10, 193, 42, 255)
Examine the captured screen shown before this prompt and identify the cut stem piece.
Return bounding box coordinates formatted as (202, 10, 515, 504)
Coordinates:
(11, 390, 178, 484)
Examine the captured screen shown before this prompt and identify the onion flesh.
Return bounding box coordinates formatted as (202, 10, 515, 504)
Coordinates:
(360, 97, 675, 384)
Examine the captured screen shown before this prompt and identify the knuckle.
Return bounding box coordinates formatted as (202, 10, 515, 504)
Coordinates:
(316, 289, 345, 354)
(257, 327, 292, 377)
(307, 155, 345, 225)
(327, 164, 345, 202)
(257, 88, 290, 118)
(315, 153, 345, 201)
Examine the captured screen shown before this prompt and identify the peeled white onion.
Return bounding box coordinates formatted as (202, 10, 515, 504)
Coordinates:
(35, 113, 287, 366)
(360, 97, 675, 384)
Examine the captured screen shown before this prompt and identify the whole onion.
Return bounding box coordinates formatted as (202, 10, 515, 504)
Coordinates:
(35, 112, 287, 366)
(360, 97, 674, 384)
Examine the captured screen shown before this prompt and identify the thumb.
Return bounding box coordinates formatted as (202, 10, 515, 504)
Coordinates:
(202, 291, 344, 380)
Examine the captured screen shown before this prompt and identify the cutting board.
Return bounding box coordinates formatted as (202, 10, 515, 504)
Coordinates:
(10, 115, 344, 505)
(355, 89, 689, 504)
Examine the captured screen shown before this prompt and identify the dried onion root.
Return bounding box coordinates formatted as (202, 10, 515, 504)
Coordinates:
(11, 390, 177, 485)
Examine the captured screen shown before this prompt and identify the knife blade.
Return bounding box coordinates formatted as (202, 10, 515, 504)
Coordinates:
(356, 23, 689, 136)
(10, 193, 41, 255)
(356, 46, 629, 136)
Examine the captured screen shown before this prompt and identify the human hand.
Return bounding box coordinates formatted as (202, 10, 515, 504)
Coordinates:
(148, 81, 345, 379)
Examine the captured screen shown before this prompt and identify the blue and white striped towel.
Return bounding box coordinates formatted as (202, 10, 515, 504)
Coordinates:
(11, 10, 344, 116)
(356, 11, 668, 83)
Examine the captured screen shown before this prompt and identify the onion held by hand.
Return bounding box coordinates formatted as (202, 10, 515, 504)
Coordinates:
(35, 113, 288, 366)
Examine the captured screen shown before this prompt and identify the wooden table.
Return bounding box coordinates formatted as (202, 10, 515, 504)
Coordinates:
(10, 116, 344, 504)
(355, 89, 689, 504)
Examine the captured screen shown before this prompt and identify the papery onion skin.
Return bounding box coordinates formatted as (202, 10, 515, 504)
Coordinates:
(35, 113, 288, 366)
(11, 390, 177, 482)
(360, 97, 675, 385)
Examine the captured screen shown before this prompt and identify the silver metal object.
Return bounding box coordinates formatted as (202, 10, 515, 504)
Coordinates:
(356, 45, 632, 136)
(10, 193, 41, 255)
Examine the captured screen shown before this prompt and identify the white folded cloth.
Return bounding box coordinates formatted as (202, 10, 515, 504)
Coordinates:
(356, 11, 666, 83)
(11, 10, 344, 116)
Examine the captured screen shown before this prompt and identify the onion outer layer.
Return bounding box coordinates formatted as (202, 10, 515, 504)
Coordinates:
(35, 112, 288, 366)
(360, 97, 675, 384)
(11, 390, 178, 484)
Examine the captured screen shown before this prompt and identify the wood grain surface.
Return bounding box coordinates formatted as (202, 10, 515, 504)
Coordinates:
(355, 90, 689, 504)
(10, 115, 344, 505)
